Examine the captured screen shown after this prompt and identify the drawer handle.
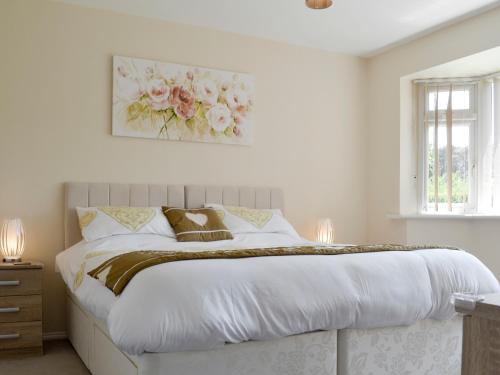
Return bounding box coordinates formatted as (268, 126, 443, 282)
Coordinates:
(0, 333, 20, 340)
(0, 307, 20, 313)
(0, 280, 20, 286)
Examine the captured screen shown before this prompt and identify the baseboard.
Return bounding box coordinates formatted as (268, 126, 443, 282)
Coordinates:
(43, 331, 68, 341)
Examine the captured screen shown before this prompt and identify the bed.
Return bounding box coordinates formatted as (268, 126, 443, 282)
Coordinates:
(56, 182, 500, 375)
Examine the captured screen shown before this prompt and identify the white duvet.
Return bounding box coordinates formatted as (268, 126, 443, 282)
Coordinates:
(56, 233, 499, 355)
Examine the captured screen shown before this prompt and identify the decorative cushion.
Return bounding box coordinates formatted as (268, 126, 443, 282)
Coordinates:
(76, 206, 175, 242)
(204, 204, 300, 238)
(162, 207, 233, 242)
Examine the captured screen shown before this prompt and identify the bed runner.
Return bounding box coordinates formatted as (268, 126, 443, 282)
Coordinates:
(88, 244, 457, 295)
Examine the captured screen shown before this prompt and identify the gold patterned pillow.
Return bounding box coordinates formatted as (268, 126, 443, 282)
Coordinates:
(204, 203, 300, 238)
(162, 207, 233, 242)
(76, 206, 175, 242)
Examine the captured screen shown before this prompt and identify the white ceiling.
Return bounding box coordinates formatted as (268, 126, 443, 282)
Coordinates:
(56, 0, 500, 56)
(408, 46, 500, 80)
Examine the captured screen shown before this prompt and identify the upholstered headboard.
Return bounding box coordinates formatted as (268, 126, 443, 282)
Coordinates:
(64, 183, 284, 248)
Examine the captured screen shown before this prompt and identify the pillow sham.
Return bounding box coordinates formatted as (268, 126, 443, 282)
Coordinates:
(203, 203, 300, 238)
(162, 207, 233, 242)
(76, 206, 174, 242)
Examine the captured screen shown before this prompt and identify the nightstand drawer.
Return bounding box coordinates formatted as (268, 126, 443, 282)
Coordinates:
(0, 321, 42, 350)
(0, 295, 42, 323)
(0, 269, 42, 296)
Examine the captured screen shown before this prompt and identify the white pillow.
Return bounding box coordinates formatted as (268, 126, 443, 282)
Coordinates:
(76, 206, 175, 242)
(204, 203, 299, 238)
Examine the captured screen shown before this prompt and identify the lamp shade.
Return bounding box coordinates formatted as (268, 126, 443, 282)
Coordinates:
(306, 0, 333, 9)
(315, 218, 334, 244)
(0, 219, 25, 262)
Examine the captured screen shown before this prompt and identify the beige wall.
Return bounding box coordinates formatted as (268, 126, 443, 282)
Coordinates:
(366, 7, 500, 275)
(0, 0, 368, 334)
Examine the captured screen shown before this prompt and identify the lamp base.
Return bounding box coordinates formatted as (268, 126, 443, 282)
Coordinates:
(3, 257, 22, 263)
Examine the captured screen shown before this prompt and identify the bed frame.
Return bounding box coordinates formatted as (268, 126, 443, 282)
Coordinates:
(64, 182, 463, 375)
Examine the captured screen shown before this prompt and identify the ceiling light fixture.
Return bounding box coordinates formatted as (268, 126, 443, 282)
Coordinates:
(306, 0, 333, 9)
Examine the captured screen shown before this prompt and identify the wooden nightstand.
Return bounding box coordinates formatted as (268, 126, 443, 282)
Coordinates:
(458, 293, 500, 375)
(0, 261, 43, 359)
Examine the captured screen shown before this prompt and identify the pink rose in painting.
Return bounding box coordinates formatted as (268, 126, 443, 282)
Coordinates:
(206, 104, 232, 132)
(170, 86, 195, 120)
(170, 85, 194, 106)
(233, 112, 249, 139)
(146, 79, 171, 110)
(234, 112, 245, 125)
(175, 102, 196, 120)
(194, 79, 219, 106)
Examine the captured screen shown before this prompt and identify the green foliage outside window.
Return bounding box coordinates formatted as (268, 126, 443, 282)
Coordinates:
(427, 147, 468, 204)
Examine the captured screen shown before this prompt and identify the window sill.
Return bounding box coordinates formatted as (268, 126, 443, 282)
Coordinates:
(387, 213, 500, 220)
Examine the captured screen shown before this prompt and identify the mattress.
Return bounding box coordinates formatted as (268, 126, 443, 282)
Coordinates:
(56, 233, 499, 355)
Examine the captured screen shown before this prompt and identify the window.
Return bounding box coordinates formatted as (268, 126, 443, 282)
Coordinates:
(417, 77, 500, 214)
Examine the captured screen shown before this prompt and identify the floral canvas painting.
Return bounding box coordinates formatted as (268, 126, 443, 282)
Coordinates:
(112, 56, 254, 145)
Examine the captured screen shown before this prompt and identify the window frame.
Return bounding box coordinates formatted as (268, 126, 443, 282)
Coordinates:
(417, 82, 478, 215)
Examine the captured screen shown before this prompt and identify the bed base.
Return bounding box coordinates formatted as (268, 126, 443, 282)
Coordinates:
(67, 291, 462, 375)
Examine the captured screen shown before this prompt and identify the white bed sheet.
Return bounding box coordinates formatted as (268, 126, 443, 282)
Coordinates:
(56, 234, 499, 355)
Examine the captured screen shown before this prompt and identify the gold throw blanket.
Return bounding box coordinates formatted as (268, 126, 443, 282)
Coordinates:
(88, 244, 457, 295)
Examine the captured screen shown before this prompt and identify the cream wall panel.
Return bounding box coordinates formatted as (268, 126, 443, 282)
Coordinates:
(109, 184, 130, 206)
(167, 185, 184, 208)
(222, 187, 240, 206)
(185, 185, 206, 209)
(205, 186, 223, 205)
(239, 187, 256, 208)
(147, 185, 164, 207)
(65, 183, 89, 248)
(88, 184, 109, 207)
(271, 188, 285, 214)
(129, 184, 148, 207)
(255, 188, 271, 209)
(167, 185, 185, 207)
